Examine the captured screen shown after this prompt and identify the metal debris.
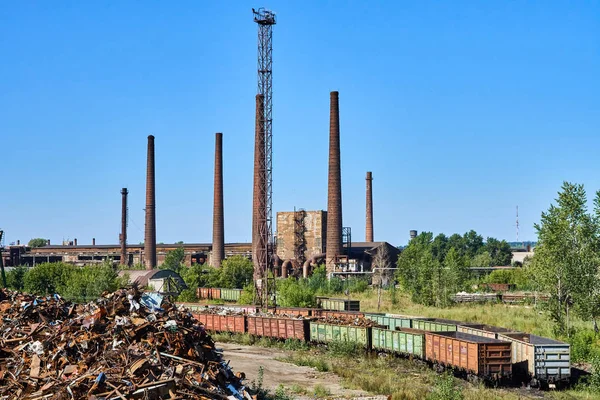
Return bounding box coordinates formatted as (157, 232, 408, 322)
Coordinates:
(0, 288, 253, 399)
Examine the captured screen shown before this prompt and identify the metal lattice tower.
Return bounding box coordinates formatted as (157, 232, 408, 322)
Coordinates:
(253, 7, 276, 308)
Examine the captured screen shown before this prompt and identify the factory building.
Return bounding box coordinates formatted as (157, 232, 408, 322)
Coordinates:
(3, 243, 251, 268)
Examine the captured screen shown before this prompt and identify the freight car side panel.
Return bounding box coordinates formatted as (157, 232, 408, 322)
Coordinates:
(364, 314, 411, 330)
(309, 322, 370, 348)
(372, 327, 424, 358)
(498, 333, 570, 382)
(248, 316, 310, 341)
(412, 319, 458, 332)
(426, 332, 511, 378)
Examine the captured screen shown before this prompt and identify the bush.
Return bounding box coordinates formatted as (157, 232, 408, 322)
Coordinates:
(24, 262, 76, 295)
(588, 355, 600, 391)
(569, 329, 600, 363)
(6, 265, 27, 290)
(22, 262, 127, 303)
(327, 340, 361, 357)
(62, 265, 127, 302)
(426, 373, 463, 400)
(239, 283, 255, 305)
(277, 278, 317, 307)
(177, 288, 198, 303)
(219, 256, 254, 289)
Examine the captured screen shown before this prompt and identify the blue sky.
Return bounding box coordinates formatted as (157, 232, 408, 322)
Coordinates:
(1, 1, 598, 247)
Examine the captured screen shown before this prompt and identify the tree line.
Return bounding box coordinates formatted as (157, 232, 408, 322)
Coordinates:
(396, 230, 513, 307)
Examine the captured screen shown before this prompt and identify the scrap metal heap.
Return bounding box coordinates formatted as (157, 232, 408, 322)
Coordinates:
(0, 288, 252, 399)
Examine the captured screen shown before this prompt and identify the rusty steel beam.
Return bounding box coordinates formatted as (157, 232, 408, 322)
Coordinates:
(326, 91, 343, 275)
(366, 171, 373, 242)
(120, 188, 129, 266)
(212, 133, 225, 268)
(144, 135, 157, 270)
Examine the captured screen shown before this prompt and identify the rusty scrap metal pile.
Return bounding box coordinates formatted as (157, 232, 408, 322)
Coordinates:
(0, 288, 252, 399)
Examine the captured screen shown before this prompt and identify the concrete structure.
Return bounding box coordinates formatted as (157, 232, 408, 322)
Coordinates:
(365, 171, 373, 242)
(276, 210, 326, 261)
(144, 135, 157, 269)
(326, 91, 343, 274)
(212, 133, 225, 268)
(512, 250, 534, 264)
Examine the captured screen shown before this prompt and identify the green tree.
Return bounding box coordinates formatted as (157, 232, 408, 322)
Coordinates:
(62, 265, 126, 302)
(531, 182, 598, 335)
(160, 247, 185, 273)
(431, 233, 449, 262)
(6, 265, 27, 290)
(444, 247, 469, 293)
(484, 237, 513, 266)
(463, 230, 484, 258)
(24, 262, 76, 295)
(447, 234, 466, 256)
(28, 238, 48, 248)
(219, 256, 254, 289)
(471, 251, 492, 268)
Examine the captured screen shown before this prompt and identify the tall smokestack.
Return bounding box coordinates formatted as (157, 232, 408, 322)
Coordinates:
(366, 171, 373, 242)
(212, 133, 225, 268)
(120, 188, 129, 266)
(326, 91, 343, 275)
(74, 238, 77, 246)
(252, 94, 267, 283)
(92, 238, 95, 246)
(144, 135, 157, 269)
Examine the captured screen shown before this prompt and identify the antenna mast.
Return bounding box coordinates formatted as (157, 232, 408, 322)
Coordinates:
(253, 7, 276, 308)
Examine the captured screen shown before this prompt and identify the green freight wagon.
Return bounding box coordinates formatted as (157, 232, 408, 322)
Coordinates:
(364, 313, 412, 330)
(372, 327, 425, 358)
(410, 318, 459, 332)
(318, 298, 360, 312)
(309, 321, 371, 348)
(220, 288, 242, 302)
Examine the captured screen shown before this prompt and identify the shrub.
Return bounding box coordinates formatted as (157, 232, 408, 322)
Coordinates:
(24, 262, 76, 295)
(177, 288, 198, 303)
(426, 373, 463, 400)
(328, 340, 361, 357)
(569, 329, 600, 362)
(6, 265, 27, 290)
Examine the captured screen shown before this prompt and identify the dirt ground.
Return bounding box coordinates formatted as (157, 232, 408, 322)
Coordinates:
(217, 342, 388, 400)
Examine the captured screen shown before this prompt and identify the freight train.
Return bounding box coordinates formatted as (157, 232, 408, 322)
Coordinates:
(179, 303, 571, 389)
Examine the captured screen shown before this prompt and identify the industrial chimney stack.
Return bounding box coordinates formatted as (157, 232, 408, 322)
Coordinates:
(212, 133, 225, 268)
(252, 94, 267, 283)
(144, 135, 157, 270)
(326, 91, 343, 275)
(366, 171, 373, 242)
(120, 188, 129, 266)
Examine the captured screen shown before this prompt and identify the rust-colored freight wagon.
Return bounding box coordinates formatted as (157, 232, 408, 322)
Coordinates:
(209, 288, 221, 300)
(192, 313, 246, 334)
(196, 287, 212, 300)
(247, 316, 311, 341)
(425, 331, 512, 380)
